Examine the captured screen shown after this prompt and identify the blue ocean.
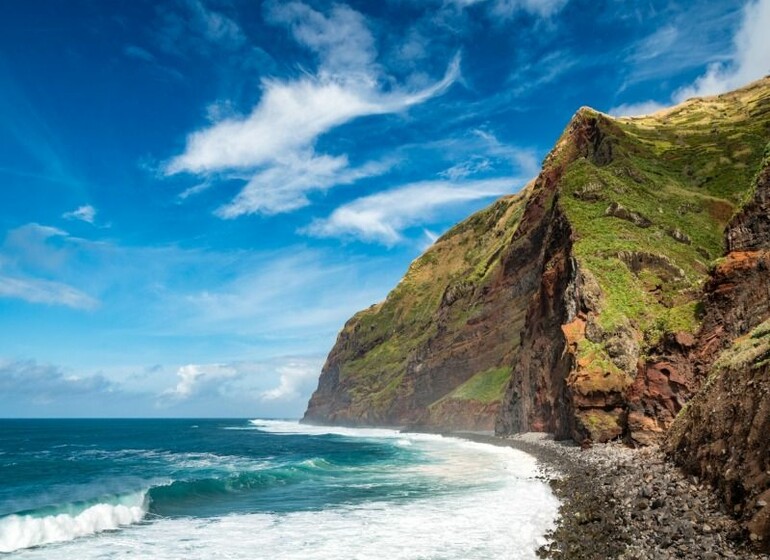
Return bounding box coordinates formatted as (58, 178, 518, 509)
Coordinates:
(0, 419, 558, 559)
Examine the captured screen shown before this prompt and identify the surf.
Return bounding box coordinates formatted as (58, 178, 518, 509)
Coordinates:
(0, 492, 148, 553)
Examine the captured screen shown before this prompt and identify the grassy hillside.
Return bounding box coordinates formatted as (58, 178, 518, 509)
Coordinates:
(560, 79, 770, 377)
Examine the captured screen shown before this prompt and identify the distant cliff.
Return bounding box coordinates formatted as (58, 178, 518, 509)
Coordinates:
(304, 77, 770, 450)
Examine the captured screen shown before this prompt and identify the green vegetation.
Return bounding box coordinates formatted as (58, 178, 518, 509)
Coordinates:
(444, 366, 512, 403)
(712, 319, 770, 374)
(559, 82, 770, 354)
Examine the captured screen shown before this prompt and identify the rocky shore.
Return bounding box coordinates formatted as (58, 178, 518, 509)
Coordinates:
(460, 433, 769, 560)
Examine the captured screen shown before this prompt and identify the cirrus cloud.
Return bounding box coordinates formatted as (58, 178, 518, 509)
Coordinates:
(304, 177, 517, 245)
(166, 1, 461, 218)
(610, 0, 770, 117)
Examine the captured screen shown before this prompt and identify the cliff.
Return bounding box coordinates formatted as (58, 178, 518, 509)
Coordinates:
(304, 77, 770, 444)
(304, 192, 534, 430)
(665, 143, 770, 548)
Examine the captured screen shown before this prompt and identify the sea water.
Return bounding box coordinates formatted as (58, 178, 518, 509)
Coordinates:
(0, 419, 559, 559)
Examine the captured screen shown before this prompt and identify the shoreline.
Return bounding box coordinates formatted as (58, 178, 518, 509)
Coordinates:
(455, 432, 770, 560)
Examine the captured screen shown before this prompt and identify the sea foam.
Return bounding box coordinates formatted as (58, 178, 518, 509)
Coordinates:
(0, 492, 147, 553)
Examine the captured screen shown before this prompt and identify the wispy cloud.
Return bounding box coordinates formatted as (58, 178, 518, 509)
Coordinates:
(611, 0, 769, 116)
(215, 156, 395, 217)
(673, 0, 770, 101)
(155, 0, 245, 57)
(0, 224, 98, 309)
(62, 204, 96, 224)
(0, 63, 83, 189)
(0, 275, 98, 309)
(619, 3, 739, 89)
(166, 2, 461, 218)
(304, 178, 516, 245)
(172, 249, 391, 338)
(508, 50, 579, 96)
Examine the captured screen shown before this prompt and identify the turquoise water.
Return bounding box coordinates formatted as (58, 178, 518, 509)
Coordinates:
(0, 419, 558, 559)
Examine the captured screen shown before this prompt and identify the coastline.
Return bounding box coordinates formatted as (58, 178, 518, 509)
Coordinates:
(456, 432, 770, 560)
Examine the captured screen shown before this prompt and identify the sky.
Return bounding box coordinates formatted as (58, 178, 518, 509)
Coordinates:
(0, 0, 768, 418)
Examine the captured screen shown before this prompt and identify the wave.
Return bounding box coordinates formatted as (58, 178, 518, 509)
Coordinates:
(0, 492, 147, 554)
(0, 455, 349, 552)
(249, 419, 405, 439)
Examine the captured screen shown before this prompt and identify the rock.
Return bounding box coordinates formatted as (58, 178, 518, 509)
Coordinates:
(605, 201, 653, 227)
(573, 181, 605, 201)
(667, 227, 693, 245)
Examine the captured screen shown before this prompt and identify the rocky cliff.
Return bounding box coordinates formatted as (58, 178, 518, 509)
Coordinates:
(665, 143, 770, 548)
(304, 77, 770, 445)
(303, 192, 535, 430)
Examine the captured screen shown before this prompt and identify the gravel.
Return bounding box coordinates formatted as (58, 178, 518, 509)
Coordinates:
(458, 432, 770, 560)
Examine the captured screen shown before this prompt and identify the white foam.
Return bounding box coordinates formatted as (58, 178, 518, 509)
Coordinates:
(249, 419, 407, 439)
(6, 434, 559, 559)
(0, 493, 148, 553)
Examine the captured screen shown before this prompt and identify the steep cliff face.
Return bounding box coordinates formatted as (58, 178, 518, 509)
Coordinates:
(666, 145, 770, 549)
(499, 78, 770, 443)
(304, 192, 536, 429)
(304, 77, 770, 437)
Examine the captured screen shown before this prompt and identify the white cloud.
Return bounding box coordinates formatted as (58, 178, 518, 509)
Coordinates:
(215, 155, 395, 217)
(260, 359, 320, 402)
(166, 61, 459, 175)
(608, 100, 668, 118)
(62, 204, 96, 224)
(612, 0, 770, 115)
(0, 275, 98, 309)
(167, 2, 461, 218)
(163, 363, 238, 399)
(177, 181, 212, 201)
(304, 178, 516, 245)
(674, 0, 770, 101)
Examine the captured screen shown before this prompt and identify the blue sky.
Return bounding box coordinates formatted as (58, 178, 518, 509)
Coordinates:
(1, 0, 768, 417)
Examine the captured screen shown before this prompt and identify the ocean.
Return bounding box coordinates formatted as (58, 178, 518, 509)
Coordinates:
(0, 419, 558, 559)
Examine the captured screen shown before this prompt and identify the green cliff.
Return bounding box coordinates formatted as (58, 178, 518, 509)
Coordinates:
(304, 77, 770, 443)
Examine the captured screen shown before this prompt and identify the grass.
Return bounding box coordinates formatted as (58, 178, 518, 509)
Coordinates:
(444, 366, 512, 403)
(559, 84, 770, 357)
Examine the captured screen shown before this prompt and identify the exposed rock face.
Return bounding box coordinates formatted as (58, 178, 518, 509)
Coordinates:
(305, 77, 770, 445)
(304, 194, 536, 428)
(666, 145, 770, 549)
(727, 147, 770, 252)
